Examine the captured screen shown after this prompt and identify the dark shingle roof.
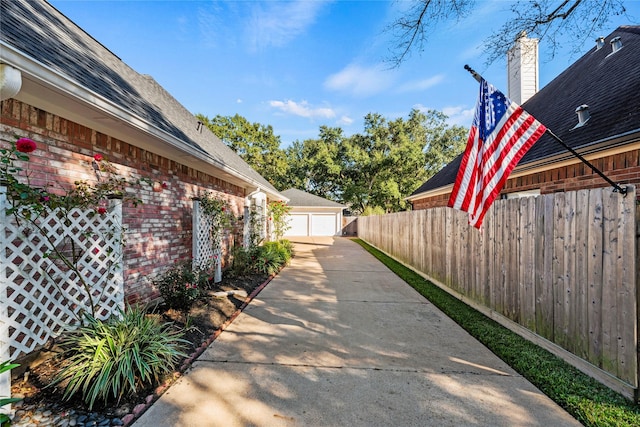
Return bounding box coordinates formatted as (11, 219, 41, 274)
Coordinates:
(281, 189, 346, 208)
(0, 0, 278, 194)
(411, 25, 640, 197)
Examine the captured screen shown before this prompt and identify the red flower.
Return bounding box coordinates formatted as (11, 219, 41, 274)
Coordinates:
(93, 154, 103, 162)
(161, 182, 168, 189)
(221, 207, 225, 212)
(16, 138, 37, 153)
(97, 207, 107, 215)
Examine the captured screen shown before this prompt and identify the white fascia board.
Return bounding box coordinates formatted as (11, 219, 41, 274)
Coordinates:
(405, 184, 453, 201)
(1, 43, 284, 199)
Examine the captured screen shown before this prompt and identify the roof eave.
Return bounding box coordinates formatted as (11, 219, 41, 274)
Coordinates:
(1, 43, 286, 200)
(405, 184, 454, 202)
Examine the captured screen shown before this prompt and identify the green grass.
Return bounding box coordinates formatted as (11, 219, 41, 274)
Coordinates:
(352, 238, 640, 427)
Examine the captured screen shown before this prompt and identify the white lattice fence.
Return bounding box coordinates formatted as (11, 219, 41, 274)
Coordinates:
(192, 199, 222, 283)
(0, 187, 124, 365)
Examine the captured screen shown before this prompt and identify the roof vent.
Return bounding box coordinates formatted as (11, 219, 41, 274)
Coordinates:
(572, 104, 590, 129)
(610, 36, 623, 53)
(595, 36, 605, 50)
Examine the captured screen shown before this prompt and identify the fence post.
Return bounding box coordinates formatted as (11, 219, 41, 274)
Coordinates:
(636, 202, 640, 403)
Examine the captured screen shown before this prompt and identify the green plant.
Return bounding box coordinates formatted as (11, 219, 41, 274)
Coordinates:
(152, 262, 208, 312)
(262, 240, 293, 263)
(247, 203, 265, 249)
(352, 238, 640, 427)
(51, 307, 187, 409)
(267, 200, 291, 240)
(227, 245, 252, 278)
(0, 360, 21, 425)
(278, 239, 295, 259)
(253, 243, 286, 275)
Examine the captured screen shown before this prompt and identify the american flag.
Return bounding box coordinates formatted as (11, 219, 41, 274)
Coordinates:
(448, 79, 547, 229)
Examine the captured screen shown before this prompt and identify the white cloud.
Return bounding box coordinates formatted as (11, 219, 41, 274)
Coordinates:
(337, 115, 354, 126)
(247, 1, 329, 50)
(269, 99, 336, 119)
(325, 63, 395, 96)
(442, 105, 475, 126)
(236, 99, 243, 104)
(396, 74, 445, 93)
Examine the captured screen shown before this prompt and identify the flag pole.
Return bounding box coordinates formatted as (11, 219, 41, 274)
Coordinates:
(463, 65, 628, 195)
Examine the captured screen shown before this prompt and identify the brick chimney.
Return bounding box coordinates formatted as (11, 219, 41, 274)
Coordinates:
(507, 32, 539, 104)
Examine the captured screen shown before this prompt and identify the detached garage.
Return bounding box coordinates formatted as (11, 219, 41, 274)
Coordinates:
(280, 189, 346, 237)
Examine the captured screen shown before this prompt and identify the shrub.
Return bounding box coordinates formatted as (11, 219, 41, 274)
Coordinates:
(227, 241, 293, 278)
(278, 239, 294, 262)
(52, 307, 187, 409)
(253, 243, 287, 275)
(152, 262, 208, 312)
(263, 240, 293, 263)
(227, 245, 252, 278)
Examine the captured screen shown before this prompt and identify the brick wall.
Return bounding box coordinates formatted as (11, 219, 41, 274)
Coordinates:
(410, 148, 640, 209)
(1, 99, 247, 305)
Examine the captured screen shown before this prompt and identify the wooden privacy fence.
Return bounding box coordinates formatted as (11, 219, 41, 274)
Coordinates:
(358, 186, 639, 399)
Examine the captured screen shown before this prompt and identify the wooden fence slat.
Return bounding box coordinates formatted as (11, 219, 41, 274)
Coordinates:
(602, 189, 618, 374)
(519, 196, 536, 329)
(553, 192, 568, 348)
(574, 189, 589, 359)
(508, 198, 519, 321)
(565, 190, 578, 354)
(616, 190, 636, 384)
(540, 194, 556, 339)
(587, 189, 604, 368)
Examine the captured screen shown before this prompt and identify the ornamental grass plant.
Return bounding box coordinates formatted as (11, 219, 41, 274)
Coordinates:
(254, 240, 293, 275)
(52, 307, 187, 410)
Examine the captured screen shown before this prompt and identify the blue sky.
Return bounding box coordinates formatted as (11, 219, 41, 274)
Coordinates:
(49, 0, 639, 147)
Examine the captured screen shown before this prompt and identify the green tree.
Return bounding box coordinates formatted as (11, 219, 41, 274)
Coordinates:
(341, 111, 428, 213)
(197, 113, 289, 189)
(340, 109, 465, 214)
(283, 126, 346, 199)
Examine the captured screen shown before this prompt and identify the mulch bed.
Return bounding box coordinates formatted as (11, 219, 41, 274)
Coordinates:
(10, 271, 271, 425)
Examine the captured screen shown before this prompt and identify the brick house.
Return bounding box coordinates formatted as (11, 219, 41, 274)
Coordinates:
(407, 26, 640, 209)
(0, 0, 285, 305)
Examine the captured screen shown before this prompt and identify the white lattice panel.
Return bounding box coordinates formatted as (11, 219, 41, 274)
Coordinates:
(192, 200, 222, 283)
(0, 188, 124, 362)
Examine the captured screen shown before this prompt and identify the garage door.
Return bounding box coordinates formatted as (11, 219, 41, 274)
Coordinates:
(311, 214, 337, 236)
(286, 214, 309, 236)
(284, 213, 338, 236)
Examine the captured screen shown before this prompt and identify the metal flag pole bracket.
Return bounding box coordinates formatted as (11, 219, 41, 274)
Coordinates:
(463, 64, 628, 196)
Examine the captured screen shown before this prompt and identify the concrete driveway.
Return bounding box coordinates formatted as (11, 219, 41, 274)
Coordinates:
(133, 237, 580, 427)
